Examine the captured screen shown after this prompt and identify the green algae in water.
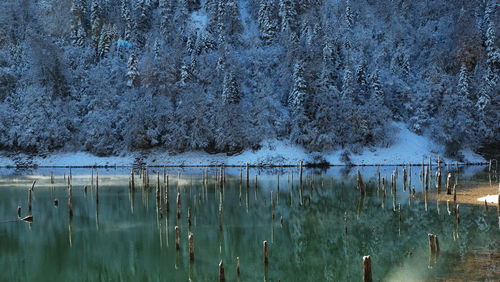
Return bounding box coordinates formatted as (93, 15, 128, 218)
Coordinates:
(0, 167, 498, 281)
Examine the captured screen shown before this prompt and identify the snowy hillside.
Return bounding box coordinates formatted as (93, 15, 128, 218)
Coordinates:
(0, 0, 498, 163)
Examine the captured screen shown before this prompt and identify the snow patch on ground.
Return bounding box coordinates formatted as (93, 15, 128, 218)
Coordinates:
(0, 123, 486, 167)
(478, 195, 499, 204)
(323, 123, 485, 165)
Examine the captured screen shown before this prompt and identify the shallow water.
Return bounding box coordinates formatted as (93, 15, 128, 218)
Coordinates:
(0, 166, 498, 281)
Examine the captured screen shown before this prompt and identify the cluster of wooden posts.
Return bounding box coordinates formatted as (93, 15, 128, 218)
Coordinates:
(15, 157, 499, 281)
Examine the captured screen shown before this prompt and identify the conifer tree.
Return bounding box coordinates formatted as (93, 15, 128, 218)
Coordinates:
(485, 14, 500, 71)
(121, 0, 133, 41)
(222, 71, 240, 104)
(127, 54, 139, 87)
(288, 62, 307, 113)
(288, 61, 310, 145)
(258, 0, 277, 43)
(279, 0, 296, 35)
(91, 0, 102, 49)
(345, 0, 353, 30)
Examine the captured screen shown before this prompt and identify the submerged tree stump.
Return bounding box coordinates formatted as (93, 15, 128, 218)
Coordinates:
(189, 233, 194, 261)
(219, 260, 225, 281)
(363, 255, 372, 282)
(357, 170, 365, 196)
(446, 173, 452, 195)
(263, 241, 268, 265)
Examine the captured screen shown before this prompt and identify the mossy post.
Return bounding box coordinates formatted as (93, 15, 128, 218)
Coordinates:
(363, 256, 372, 282)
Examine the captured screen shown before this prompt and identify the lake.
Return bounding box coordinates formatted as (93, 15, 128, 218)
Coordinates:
(0, 165, 498, 281)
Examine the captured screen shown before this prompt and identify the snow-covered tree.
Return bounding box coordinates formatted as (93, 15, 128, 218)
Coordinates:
(121, 0, 133, 41)
(345, 0, 353, 30)
(485, 13, 500, 71)
(127, 54, 139, 87)
(288, 62, 307, 114)
(222, 71, 240, 104)
(91, 0, 102, 49)
(279, 0, 296, 35)
(371, 68, 384, 106)
(288, 61, 310, 145)
(258, 0, 278, 44)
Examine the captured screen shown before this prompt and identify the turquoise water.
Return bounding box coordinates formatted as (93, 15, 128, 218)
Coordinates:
(0, 166, 498, 281)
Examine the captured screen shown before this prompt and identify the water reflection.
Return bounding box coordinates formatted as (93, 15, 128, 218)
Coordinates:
(0, 166, 498, 281)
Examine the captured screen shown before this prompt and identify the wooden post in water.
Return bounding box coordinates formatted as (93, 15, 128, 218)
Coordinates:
(246, 163, 249, 187)
(176, 192, 181, 219)
(377, 166, 381, 190)
(96, 172, 99, 205)
(363, 256, 372, 282)
(219, 260, 225, 282)
(188, 207, 192, 227)
(156, 173, 160, 201)
(237, 257, 240, 277)
(28, 189, 32, 212)
(219, 204, 223, 231)
(277, 174, 280, 204)
(166, 175, 169, 213)
(189, 232, 194, 261)
(436, 170, 441, 192)
(17, 206, 21, 217)
(130, 169, 135, 191)
(446, 173, 452, 195)
(428, 234, 436, 255)
(68, 185, 73, 217)
(271, 191, 275, 219)
(485, 199, 489, 213)
(357, 169, 365, 196)
(345, 212, 348, 235)
(299, 160, 303, 186)
(54, 199, 58, 206)
(263, 241, 269, 265)
(175, 226, 180, 250)
(457, 204, 460, 224)
(409, 162, 412, 189)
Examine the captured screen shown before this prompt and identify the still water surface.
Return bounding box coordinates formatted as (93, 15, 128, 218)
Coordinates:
(0, 166, 498, 281)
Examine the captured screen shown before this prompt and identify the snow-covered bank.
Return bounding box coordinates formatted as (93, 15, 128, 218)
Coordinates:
(0, 123, 486, 167)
